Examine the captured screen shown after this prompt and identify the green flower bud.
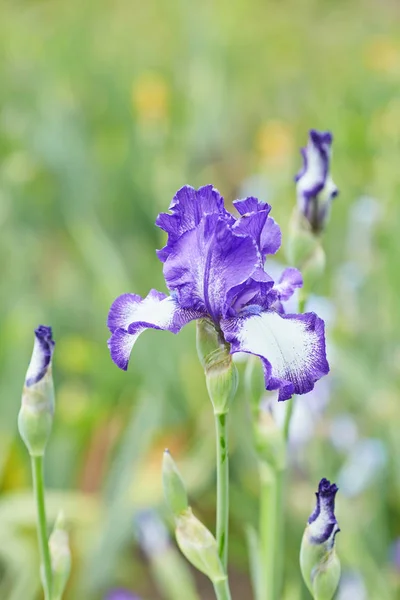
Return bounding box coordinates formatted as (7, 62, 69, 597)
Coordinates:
(49, 511, 71, 600)
(18, 326, 55, 456)
(162, 450, 189, 517)
(175, 508, 226, 584)
(196, 319, 238, 415)
(300, 479, 341, 600)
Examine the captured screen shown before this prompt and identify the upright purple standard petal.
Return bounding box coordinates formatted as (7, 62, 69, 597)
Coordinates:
(233, 197, 281, 260)
(107, 289, 203, 370)
(295, 129, 338, 232)
(163, 214, 260, 321)
(25, 325, 55, 387)
(308, 478, 340, 546)
(156, 185, 233, 262)
(221, 310, 329, 400)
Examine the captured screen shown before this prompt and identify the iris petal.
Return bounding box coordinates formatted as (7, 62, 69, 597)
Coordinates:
(107, 289, 202, 370)
(163, 214, 260, 321)
(156, 185, 232, 262)
(221, 309, 329, 400)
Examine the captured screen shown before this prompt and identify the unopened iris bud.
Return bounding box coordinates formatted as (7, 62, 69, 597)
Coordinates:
(18, 326, 55, 456)
(49, 511, 71, 600)
(196, 319, 238, 414)
(295, 129, 338, 235)
(162, 450, 189, 517)
(175, 508, 226, 584)
(300, 478, 341, 600)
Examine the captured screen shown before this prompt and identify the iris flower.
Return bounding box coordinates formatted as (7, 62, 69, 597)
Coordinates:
(108, 185, 329, 400)
(295, 129, 338, 233)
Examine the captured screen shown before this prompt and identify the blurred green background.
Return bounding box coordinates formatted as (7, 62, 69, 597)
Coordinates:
(1, 0, 400, 598)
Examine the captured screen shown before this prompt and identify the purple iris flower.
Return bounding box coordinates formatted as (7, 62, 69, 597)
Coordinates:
(295, 129, 338, 233)
(25, 325, 55, 387)
(107, 185, 329, 401)
(308, 478, 340, 546)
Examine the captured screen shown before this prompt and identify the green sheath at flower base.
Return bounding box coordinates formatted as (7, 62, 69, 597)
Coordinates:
(175, 508, 226, 584)
(49, 511, 71, 600)
(196, 319, 238, 415)
(18, 326, 55, 457)
(162, 450, 189, 518)
(300, 479, 341, 600)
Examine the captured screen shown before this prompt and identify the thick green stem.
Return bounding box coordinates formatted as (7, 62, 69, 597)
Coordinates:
(214, 411, 229, 572)
(31, 456, 52, 600)
(213, 577, 232, 600)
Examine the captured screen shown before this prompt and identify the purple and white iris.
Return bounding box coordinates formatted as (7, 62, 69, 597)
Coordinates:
(308, 478, 340, 547)
(107, 185, 329, 401)
(295, 130, 338, 233)
(25, 325, 55, 387)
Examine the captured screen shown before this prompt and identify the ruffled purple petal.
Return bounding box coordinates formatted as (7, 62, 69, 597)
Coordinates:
(233, 197, 281, 260)
(163, 214, 260, 321)
(308, 478, 340, 546)
(226, 268, 275, 314)
(107, 290, 203, 370)
(234, 196, 271, 216)
(220, 310, 329, 400)
(156, 185, 233, 262)
(295, 129, 338, 232)
(274, 267, 303, 301)
(25, 325, 55, 387)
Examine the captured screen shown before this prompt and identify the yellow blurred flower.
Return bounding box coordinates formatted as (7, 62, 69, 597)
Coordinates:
(365, 36, 400, 76)
(256, 120, 294, 167)
(132, 72, 169, 123)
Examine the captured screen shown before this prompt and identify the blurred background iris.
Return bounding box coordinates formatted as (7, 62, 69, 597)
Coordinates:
(1, 0, 400, 598)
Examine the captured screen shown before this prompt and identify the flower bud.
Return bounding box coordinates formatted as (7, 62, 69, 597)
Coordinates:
(49, 511, 71, 600)
(300, 478, 341, 600)
(162, 450, 189, 518)
(295, 129, 338, 234)
(18, 326, 55, 456)
(196, 319, 238, 415)
(175, 508, 226, 584)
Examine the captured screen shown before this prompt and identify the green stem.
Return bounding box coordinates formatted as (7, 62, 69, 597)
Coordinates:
(31, 455, 52, 600)
(283, 397, 295, 442)
(259, 462, 278, 600)
(214, 411, 229, 572)
(213, 577, 232, 600)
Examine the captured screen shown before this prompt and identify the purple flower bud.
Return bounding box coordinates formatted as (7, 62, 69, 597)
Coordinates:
(308, 478, 340, 546)
(295, 129, 338, 233)
(25, 325, 55, 387)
